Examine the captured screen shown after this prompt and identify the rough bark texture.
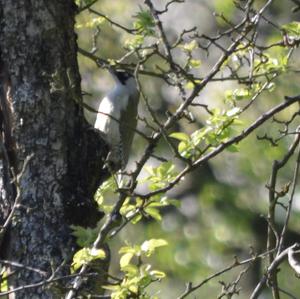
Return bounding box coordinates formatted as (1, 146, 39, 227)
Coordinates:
(0, 0, 108, 298)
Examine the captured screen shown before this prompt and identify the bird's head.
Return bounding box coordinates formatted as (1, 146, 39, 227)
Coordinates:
(109, 68, 133, 84)
(109, 68, 138, 96)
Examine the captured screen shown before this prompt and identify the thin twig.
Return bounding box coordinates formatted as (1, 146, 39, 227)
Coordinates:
(89, 9, 136, 34)
(250, 245, 295, 299)
(0, 260, 46, 277)
(277, 129, 300, 253)
(0, 154, 34, 244)
(133, 95, 300, 199)
(177, 249, 273, 299)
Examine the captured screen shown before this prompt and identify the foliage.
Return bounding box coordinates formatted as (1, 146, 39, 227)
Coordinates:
(70, 1, 300, 299)
(282, 21, 300, 39)
(0, 269, 8, 293)
(170, 107, 242, 159)
(133, 9, 155, 36)
(71, 247, 106, 273)
(103, 239, 167, 299)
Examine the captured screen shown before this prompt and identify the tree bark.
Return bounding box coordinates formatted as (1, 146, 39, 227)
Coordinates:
(0, 0, 108, 298)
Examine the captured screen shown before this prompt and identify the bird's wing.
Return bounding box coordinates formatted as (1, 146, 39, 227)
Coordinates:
(119, 94, 138, 167)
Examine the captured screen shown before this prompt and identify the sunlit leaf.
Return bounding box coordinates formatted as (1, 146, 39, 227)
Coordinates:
(141, 239, 168, 256)
(124, 35, 144, 50)
(180, 40, 198, 52)
(169, 132, 190, 141)
(120, 252, 134, 268)
(144, 207, 162, 221)
(0, 269, 8, 292)
(72, 247, 106, 272)
(282, 21, 300, 38)
(150, 270, 166, 279)
(76, 17, 105, 29)
(189, 59, 201, 68)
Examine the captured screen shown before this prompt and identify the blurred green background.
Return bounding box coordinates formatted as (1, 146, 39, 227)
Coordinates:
(76, 0, 300, 297)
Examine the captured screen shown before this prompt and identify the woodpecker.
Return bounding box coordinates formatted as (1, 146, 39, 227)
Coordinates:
(94, 68, 139, 171)
(288, 243, 300, 276)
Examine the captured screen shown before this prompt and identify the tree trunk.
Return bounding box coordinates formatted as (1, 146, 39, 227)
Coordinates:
(0, 1, 108, 298)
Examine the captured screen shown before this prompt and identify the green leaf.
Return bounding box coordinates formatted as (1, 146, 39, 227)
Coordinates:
(131, 213, 142, 224)
(185, 81, 195, 90)
(71, 247, 106, 272)
(178, 141, 190, 157)
(124, 35, 145, 50)
(254, 53, 287, 73)
(145, 161, 178, 191)
(133, 9, 155, 36)
(145, 165, 155, 176)
(120, 252, 134, 268)
(144, 207, 162, 221)
(94, 177, 116, 207)
(169, 132, 190, 141)
(120, 198, 136, 216)
(180, 40, 198, 52)
(214, 0, 235, 21)
(226, 144, 240, 152)
(150, 270, 166, 279)
(0, 269, 8, 292)
(127, 281, 139, 294)
(119, 245, 140, 255)
(102, 284, 120, 291)
(161, 197, 181, 208)
(225, 88, 251, 102)
(70, 225, 97, 247)
(141, 239, 168, 256)
(189, 59, 201, 68)
(282, 21, 300, 38)
(121, 264, 139, 275)
(158, 161, 175, 176)
(185, 79, 202, 90)
(76, 17, 105, 29)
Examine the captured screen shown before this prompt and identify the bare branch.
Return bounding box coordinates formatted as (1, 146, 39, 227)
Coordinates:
(89, 9, 136, 34)
(0, 154, 34, 245)
(277, 131, 300, 252)
(134, 95, 300, 199)
(250, 244, 295, 299)
(0, 260, 47, 277)
(177, 249, 273, 299)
